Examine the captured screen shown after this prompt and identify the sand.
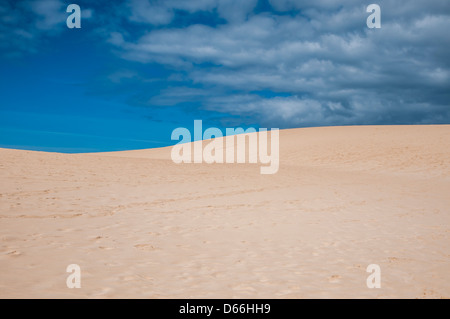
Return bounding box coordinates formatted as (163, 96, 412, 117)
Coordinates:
(0, 125, 449, 298)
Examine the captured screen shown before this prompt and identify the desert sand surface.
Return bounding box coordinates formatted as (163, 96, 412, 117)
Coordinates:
(0, 125, 449, 298)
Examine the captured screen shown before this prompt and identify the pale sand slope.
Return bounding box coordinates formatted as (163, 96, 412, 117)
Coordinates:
(0, 125, 449, 298)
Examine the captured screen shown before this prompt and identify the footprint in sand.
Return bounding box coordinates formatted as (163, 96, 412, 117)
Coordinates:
(6, 250, 22, 257)
(98, 246, 114, 250)
(134, 244, 157, 251)
(328, 275, 342, 283)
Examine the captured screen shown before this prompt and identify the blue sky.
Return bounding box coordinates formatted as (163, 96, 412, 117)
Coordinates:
(1, 0, 449, 152)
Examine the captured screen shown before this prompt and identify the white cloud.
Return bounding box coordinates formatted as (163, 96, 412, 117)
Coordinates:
(106, 0, 450, 126)
(128, 0, 174, 25)
(30, 0, 65, 30)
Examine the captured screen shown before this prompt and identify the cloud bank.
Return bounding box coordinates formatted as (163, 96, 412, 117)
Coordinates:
(2, 0, 450, 128)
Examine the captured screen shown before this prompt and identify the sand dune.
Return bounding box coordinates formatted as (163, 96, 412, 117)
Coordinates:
(0, 125, 449, 298)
